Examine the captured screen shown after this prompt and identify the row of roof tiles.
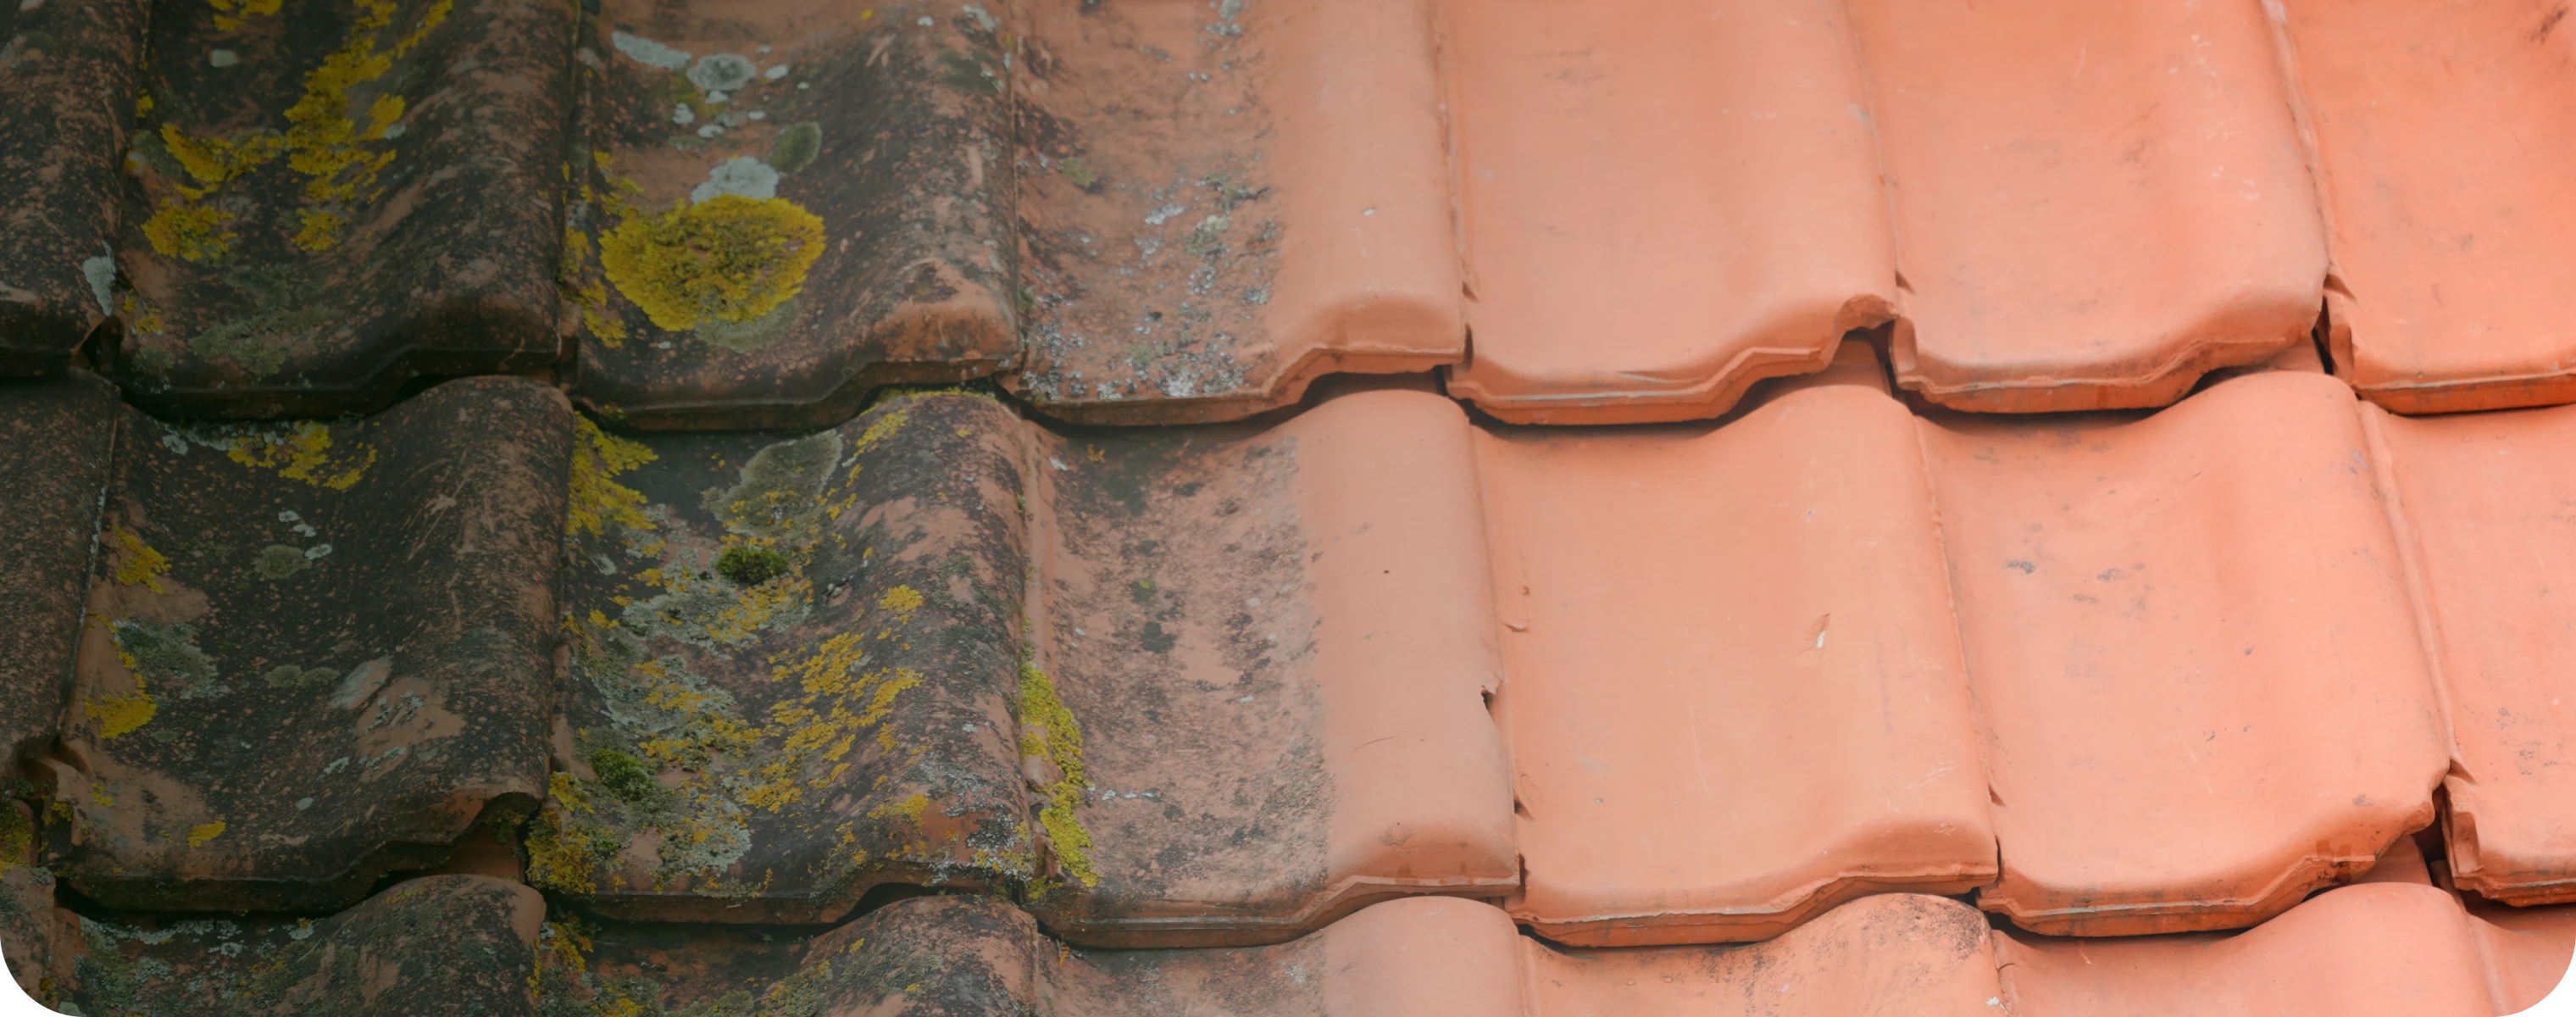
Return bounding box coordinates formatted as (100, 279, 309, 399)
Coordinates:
(5, 350, 2575, 952)
(5, 0, 2573, 426)
(5, 861, 2568, 1014)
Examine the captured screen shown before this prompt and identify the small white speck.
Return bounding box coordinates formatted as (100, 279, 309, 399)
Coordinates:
(960, 723, 976, 732)
(765, 64, 789, 80)
(303, 543, 331, 560)
(917, 15, 934, 25)
(697, 123, 724, 138)
(747, 110, 767, 120)
(279, 510, 302, 523)
(756, 45, 772, 54)
(707, 90, 730, 103)
(380, 122, 405, 139)
(18, 0, 47, 12)
(1236, 695, 1254, 703)
(1144, 203, 1187, 226)
(294, 797, 314, 811)
(1050, 458, 1069, 470)
(673, 103, 696, 125)
(656, 341, 675, 349)
(208, 49, 238, 68)
(797, 81, 810, 90)
(1361, 207, 1376, 216)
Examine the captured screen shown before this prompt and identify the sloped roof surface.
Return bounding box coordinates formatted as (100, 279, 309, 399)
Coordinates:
(1, 0, 2575, 1014)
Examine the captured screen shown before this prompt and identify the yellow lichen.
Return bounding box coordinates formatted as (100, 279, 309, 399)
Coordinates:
(598, 195, 825, 331)
(186, 821, 226, 847)
(558, 223, 627, 347)
(142, 201, 234, 264)
(1019, 657, 1098, 887)
(876, 585, 923, 618)
(524, 810, 602, 894)
(107, 527, 171, 593)
(89, 692, 156, 740)
(226, 422, 376, 489)
(86, 786, 114, 809)
(568, 416, 658, 537)
(160, 124, 283, 186)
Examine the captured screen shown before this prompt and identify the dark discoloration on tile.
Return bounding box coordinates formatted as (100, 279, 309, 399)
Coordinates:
(1007, 0, 1288, 420)
(108, 0, 575, 417)
(1022, 420, 1335, 943)
(0, 0, 147, 375)
(0, 864, 81, 1009)
(567, 1, 1016, 430)
(539, 392, 1031, 922)
(40, 376, 571, 912)
(0, 372, 119, 772)
(61, 874, 546, 1017)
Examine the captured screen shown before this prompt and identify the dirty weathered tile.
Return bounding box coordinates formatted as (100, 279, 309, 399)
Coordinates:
(1523, 893, 2006, 1016)
(1442, 0, 1895, 425)
(109, 0, 574, 417)
(566, 0, 1017, 430)
(1021, 386, 1513, 945)
(537, 391, 1035, 922)
(59, 874, 546, 1017)
(1479, 378, 1995, 946)
(41, 376, 571, 912)
(0, 0, 148, 375)
(2364, 399, 2576, 907)
(1002, 0, 1462, 424)
(1854, 0, 2328, 411)
(2277, 0, 2576, 413)
(0, 371, 120, 774)
(0, 865, 80, 1010)
(1926, 371, 2448, 934)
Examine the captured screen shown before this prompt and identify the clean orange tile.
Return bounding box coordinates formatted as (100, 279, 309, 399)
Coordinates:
(1022, 387, 1515, 944)
(1443, 0, 1896, 424)
(1852, 0, 2329, 411)
(1523, 893, 2007, 1014)
(1479, 381, 1992, 945)
(1996, 882, 2559, 1016)
(1925, 371, 2448, 934)
(2366, 399, 2576, 905)
(1007, 0, 1461, 423)
(2274, 0, 2576, 413)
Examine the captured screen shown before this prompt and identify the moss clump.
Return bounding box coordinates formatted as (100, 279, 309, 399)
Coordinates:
(1018, 657, 1097, 887)
(600, 194, 824, 331)
(714, 545, 790, 586)
(767, 122, 821, 174)
(587, 748, 659, 803)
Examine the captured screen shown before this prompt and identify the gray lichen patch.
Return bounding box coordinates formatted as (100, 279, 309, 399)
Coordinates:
(110, 619, 224, 701)
(250, 543, 308, 580)
(702, 431, 840, 541)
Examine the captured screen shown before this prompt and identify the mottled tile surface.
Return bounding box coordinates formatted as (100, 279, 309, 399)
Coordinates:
(0, 0, 147, 375)
(0, 371, 119, 773)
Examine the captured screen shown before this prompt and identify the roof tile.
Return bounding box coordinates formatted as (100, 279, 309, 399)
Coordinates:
(1995, 882, 2565, 1016)
(1482, 381, 1994, 944)
(2277, 0, 2576, 413)
(1007, 0, 1462, 423)
(57, 873, 547, 1016)
(0, 0, 147, 375)
(108, 0, 575, 417)
(567, 0, 1018, 430)
(1443, 0, 1895, 425)
(1859, 0, 2329, 411)
(42, 376, 571, 911)
(0, 373, 120, 772)
(1931, 371, 2448, 934)
(2367, 398, 2576, 905)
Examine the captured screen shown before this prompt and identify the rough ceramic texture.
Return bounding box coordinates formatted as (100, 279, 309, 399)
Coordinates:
(1022, 386, 1513, 945)
(1521, 893, 2007, 1015)
(0, 0, 147, 375)
(41, 376, 571, 912)
(108, 0, 574, 418)
(1995, 881, 2568, 1016)
(57, 874, 546, 1017)
(0, 866, 80, 1012)
(541, 392, 1035, 923)
(1480, 379, 1994, 945)
(1928, 371, 2449, 934)
(1442, 0, 1895, 425)
(568, 0, 1017, 430)
(0, 372, 119, 773)
(1005, 0, 1461, 424)
(1854, 0, 2328, 411)
(2366, 400, 2576, 906)
(2277, 0, 2576, 413)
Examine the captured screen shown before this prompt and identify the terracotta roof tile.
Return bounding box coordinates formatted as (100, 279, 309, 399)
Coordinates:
(1482, 381, 1994, 944)
(42, 873, 546, 1016)
(1007, 0, 1462, 423)
(2276, 0, 2576, 414)
(0, 373, 120, 775)
(0, 0, 146, 375)
(42, 376, 570, 912)
(2367, 398, 2576, 906)
(1442, 0, 1895, 425)
(1859, 0, 2329, 411)
(105, 0, 574, 417)
(567, 0, 1018, 430)
(1995, 882, 2573, 1016)
(1929, 370, 2449, 934)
